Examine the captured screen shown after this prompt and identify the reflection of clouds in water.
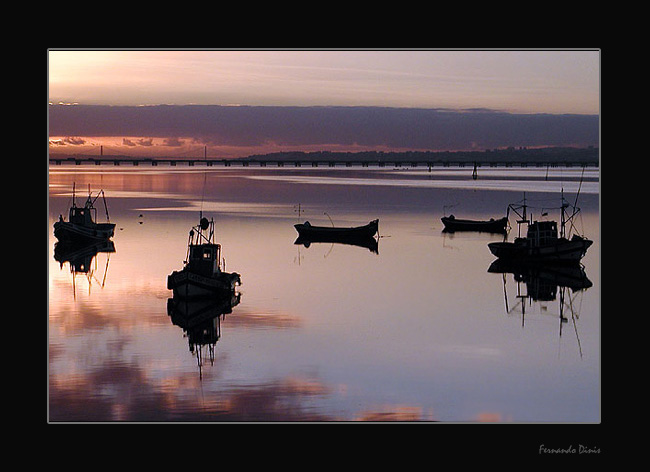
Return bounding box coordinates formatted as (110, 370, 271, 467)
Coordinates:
(223, 309, 302, 330)
(53, 188, 188, 201)
(436, 344, 503, 358)
(135, 200, 294, 218)
(353, 405, 431, 421)
(49, 166, 599, 422)
(50, 357, 434, 421)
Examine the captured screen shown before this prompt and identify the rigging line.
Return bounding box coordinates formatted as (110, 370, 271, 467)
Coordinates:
(573, 166, 586, 209)
(568, 291, 583, 358)
(564, 167, 586, 236)
(200, 170, 207, 217)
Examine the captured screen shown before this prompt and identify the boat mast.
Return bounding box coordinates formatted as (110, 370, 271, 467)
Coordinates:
(517, 192, 528, 238)
(564, 167, 585, 239)
(560, 188, 570, 239)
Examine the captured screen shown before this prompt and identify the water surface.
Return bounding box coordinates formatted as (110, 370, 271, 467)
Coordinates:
(48, 165, 599, 422)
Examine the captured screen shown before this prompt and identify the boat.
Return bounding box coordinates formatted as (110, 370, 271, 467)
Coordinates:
(54, 183, 115, 242)
(487, 193, 592, 263)
(294, 219, 379, 240)
(441, 215, 508, 233)
(167, 215, 241, 299)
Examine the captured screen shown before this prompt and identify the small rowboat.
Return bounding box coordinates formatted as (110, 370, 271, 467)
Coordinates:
(294, 219, 379, 239)
(441, 215, 508, 233)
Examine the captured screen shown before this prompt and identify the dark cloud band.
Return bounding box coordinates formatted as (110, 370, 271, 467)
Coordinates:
(49, 104, 599, 151)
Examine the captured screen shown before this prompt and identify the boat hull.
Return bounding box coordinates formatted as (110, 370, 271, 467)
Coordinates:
(441, 216, 507, 233)
(167, 269, 241, 299)
(54, 220, 115, 242)
(294, 219, 379, 239)
(488, 237, 592, 263)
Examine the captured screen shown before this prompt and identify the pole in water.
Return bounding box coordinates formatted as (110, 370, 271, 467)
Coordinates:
(472, 162, 478, 180)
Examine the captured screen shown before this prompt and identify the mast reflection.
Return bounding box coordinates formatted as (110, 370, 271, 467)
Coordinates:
(488, 260, 592, 356)
(53, 239, 115, 298)
(167, 293, 241, 379)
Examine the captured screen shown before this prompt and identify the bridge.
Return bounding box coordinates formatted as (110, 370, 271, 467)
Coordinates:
(49, 144, 600, 170)
(48, 156, 598, 169)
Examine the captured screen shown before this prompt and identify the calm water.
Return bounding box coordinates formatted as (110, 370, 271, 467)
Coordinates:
(48, 165, 600, 422)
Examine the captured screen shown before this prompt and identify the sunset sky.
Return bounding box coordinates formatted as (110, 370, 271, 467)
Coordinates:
(48, 49, 600, 158)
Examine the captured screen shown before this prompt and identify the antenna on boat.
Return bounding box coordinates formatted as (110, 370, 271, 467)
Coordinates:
(516, 192, 528, 238)
(102, 190, 110, 222)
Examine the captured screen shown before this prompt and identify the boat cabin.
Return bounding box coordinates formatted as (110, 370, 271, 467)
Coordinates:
(68, 205, 96, 226)
(526, 221, 558, 246)
(187, 243, 222, 277)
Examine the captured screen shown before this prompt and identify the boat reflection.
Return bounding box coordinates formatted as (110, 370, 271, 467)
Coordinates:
(294, 235, 379, 254)
(488, 260, 592, 355)
(53, 239, 115, 297)
(167, 292, 241, 378)
(488, 259, 593, 299)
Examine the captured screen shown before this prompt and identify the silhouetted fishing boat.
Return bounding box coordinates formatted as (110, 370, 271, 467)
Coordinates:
(54, 183, 115, 242)
(167, 215, 241, 299)
(488, 193, 592, 263)
(441, 215, 508, 233)
(294, 219, 379, 240)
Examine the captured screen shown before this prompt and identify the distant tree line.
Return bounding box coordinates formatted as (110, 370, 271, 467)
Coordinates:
(242, 147, 599, 164)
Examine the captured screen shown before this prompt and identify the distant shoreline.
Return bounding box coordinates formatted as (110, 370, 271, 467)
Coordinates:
(49, 146, 599, 166)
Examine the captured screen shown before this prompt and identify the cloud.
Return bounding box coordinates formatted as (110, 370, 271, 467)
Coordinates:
(66, 136, 86, 145)
(137, 138, 154, 146)
(123, 137, 155, 147)
(49, 104, 599, 152)
(49, 136, 86, 146)
(161, 137, 184, 147)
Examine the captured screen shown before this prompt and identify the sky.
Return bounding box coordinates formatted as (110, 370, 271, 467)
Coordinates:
(48, 49, 600, 157)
